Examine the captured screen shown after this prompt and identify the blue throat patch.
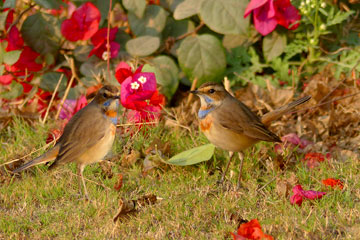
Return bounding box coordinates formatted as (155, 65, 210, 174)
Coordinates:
(198, 107, 215, 119)
(110, 116, 117, 124)
(204, 96, 213, 104)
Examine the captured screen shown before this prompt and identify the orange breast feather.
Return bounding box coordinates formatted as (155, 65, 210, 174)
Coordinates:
(106, 110, 117, 118)
(200, 116, 212, 132)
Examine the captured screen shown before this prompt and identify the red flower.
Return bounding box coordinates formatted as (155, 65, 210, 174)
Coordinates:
(88, 28, 120, 59)
(127, 90, 165, 123)
(59, 95, 88, 121)
(322, 178, 344, 190)
(231, 219, 273, 240)
(0, 74, 14, 85)
(303, 152, 328, 169)
(290, 185, 326, 206)
(5, 46, 42, 76)
(5, 26, 24, 51)
(120, 72, 157, 110)
(115, 62, 143, 84)
(61, 2, 101, 41)
(244, 0, 300, 36)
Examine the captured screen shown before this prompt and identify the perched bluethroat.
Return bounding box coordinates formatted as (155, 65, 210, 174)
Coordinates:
(191, 82, 311, 189)
(13, 85, 120, 199)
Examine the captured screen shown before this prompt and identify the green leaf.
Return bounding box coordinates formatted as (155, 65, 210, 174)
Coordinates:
(126, 36, 160, 57)
(173, 0, 203, 20)
(0, 81, 23, 99)
(263, 31, 286, 62)
(177, 34, 226, 86)
(159, 0, 183, 12)
(326, 10, 354, 27)
(3, 50, 21, 65)
(0, 10, 10, 31)
(163, 18, 195, 39)
(94, 0, 111, 26)
(40, 72, 68, 92)
(74, 45, 93, 62)
(3, 0, 16, 8)
(199, 0, 249, 35)
(128, 5, 169, 37)
(80, 60, 108, 77)
(33, 0, 64, 9)
(166, 144, 215, 166)
(21, 13, 61, 55)
(143, 55, 179, 99)
(284, 39, 308, 60)
(123, 0, 146, 18)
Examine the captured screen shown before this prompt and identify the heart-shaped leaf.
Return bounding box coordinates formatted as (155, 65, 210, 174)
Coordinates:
(21, 13, 61, 55)
(263, 31, 286, 61)
(128, 5, 169, 37)
(174, 0, 203, 20)
(0, 81, 23, 99)
(199, 0, 249, 35)
(40, 72, 67, 92)
(142, 55, 179, 99)
(126, 36, 160, 57)
(123, 0, 146, 18)
(3, 50, 21, 65)
(166, 144, 215, 166)
(177, 34, 226, 86)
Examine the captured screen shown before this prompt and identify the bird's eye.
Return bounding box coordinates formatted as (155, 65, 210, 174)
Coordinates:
(103, 93, 107, 98)
(208, 89, 215, 93)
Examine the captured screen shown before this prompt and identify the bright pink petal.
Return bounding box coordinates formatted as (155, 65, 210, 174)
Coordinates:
(253, 0, 277, 36)
(0, 74, 14, 85)
(244, 0, 270, 18)
(281, 133, 312, 149)
(290, 185, 326, 206)
(74, 95, 88, 112)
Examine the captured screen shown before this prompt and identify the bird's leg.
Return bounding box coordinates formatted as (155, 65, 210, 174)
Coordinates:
(218, 151, 234, 184)
(77, 164, 89, 200)
(236, 152, 244, 190)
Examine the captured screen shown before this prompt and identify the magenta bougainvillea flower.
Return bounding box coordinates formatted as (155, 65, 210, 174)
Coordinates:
(244, 0, 300, 36)
(117, 62, 165, 123)
(290, 185, 326, 206)
(61, 2, 101, 41)
(59, 95, 88, 121)
(88, 28, 120, 60)
(115, 62, 143, 84)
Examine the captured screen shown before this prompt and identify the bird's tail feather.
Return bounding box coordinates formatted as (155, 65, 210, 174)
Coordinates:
(261, 96, 311, 126)
(12, 145, 60, 173)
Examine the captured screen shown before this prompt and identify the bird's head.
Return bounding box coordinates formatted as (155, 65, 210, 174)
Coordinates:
(190, 82, 229, 108)
(94, 85, 120, 110)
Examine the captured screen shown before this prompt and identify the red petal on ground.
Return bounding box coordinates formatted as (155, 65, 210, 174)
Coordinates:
(233, 219, 274, 240)
(322, 178, 344, 190)
(290, 185, 327, 206)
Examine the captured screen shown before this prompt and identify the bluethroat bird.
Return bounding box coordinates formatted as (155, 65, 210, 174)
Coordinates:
(13, 85, 120, 199)
(191, 82, 310, 189)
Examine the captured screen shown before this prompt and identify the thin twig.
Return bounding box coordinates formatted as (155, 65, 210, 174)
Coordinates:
(106, 0, 113, 82)
(7, 4, 36, 33)
(55, 56, 76, 120)
(116, 122, 157, 127)
(41, 74, 64, 124)
(176, 21, 205, 41)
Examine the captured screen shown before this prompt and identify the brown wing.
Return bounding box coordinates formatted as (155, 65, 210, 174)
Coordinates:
(49, 103, 109, 169)
(213, 96, 281, 142)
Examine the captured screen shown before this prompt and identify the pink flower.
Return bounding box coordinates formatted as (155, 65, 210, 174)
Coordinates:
(274, 133, 312, 154)
(290, 185, 326, 206)
(59, 95, 88, 121)
(88, 28, 120, 59)
(115, 62, 143, 84)
(120, 73, 157, 110)
(244, 0, 300, 36)
(61, 2, 101, 41)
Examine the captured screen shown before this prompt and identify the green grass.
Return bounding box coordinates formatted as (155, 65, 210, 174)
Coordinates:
(1, 118, 360, 239)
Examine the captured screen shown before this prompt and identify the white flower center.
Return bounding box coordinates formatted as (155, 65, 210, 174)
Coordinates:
(131, 81, 140, 90)
(138, 76, 147, 84)
(102, 51, 109, 61)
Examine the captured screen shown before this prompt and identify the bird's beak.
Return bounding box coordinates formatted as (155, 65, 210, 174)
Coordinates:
(114, 95, 120, 99)
(190, 90, 198, 94)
